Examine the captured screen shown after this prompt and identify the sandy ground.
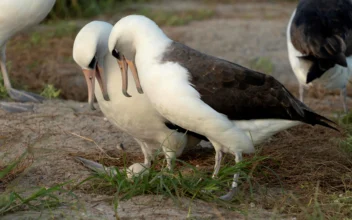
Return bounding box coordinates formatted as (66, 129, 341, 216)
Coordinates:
(0, 101, 276, 219)
(1, 1, 352, 219)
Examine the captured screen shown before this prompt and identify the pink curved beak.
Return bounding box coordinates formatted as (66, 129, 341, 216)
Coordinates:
(82, 64, 110, 110)
(116, 56, 143, 97)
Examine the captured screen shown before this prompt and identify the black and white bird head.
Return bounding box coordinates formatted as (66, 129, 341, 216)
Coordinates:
(295, 34, 349, 83)
(73, 21, 112, 110)
(108, 15, 172, 97)
(291, 0, 352, 83)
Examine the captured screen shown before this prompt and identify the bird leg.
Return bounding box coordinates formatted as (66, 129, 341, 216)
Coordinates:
(1, 46, 11, 90)
(219, 152, 242, 201)
(141, 143, 152, 167)
(340, 87, 348, 113)
(7, 89, 45, 103)
(123, 139, 153, 178)
(134, 138, 152, 167)
(162, 138, 180, 171)
(77, 139, 153, 179)
(0, 102, 34, 113)
(163, 148, 176, 171)
(212, 150, 223, 178)
(1, 46, 44, 103)
(299, 84, 304, 102)
(0, 46, 44, 113)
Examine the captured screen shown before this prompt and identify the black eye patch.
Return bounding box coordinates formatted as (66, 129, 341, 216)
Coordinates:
(112, 49, 121, 60)
(88, 56, 97, 69)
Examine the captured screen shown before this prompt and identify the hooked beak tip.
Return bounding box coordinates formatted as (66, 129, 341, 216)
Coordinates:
(103, 94, 110, 101)
(123, 90, 132, 98)
(137, 87, 144, 94)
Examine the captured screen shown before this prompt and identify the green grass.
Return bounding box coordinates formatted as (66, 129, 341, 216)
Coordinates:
(336, 111, 352, 154)
(339, 111, 352, 126)
(0, 74, 8, 99)
(310, 112, 352, 218)
(48, 0, 118, 20)
(76, 148, 352, 219)
(48, 0, 214, 26)
(27, 21, 80, 46)
(0, 75, 61, 100)
(48, 0, 154, 20)
(0, 183, 72, 216)
(44, 21, 80, 38)
(286, 185, 352, 219)
(76, 151, 270, 213)
(0, 152, 73, 216)
(340, 135, 352, 154)
(249, 57, 275, 75)
(40, 84, 61, 99)
(136, 8, 215, 26)
(0, 61, 35, 99)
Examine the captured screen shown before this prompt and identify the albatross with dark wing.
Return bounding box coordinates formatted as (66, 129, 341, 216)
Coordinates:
(73, 21, 201, 176)
(287, 0, 352, 112)
(108, 15, 338, 200)
(0, 0, 56, 113)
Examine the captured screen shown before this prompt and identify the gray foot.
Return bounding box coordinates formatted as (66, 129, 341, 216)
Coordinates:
(219, 187, 238, 201)
(8, 88, 44, 103)
(75, 157, 117, 176)
(0, 102, 34, 113)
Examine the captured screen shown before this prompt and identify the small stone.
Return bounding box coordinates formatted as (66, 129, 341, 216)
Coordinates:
(250, 202, 255, 208)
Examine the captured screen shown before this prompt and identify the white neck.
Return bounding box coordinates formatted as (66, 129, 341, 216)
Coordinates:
(133, 27, 172, 63)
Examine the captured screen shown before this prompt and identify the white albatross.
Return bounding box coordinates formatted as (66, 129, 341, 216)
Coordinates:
(0, 0, 56, 113)
(72, 21, 201, 176)
(287, 0, 352, 112)
(107, 15, 338, 200)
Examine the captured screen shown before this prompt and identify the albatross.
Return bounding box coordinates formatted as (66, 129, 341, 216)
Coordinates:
(0, 0, 56, 113)
(287, 0, 352, 112)
(108, 15, 338, 200)
(72, 21, 200, 176)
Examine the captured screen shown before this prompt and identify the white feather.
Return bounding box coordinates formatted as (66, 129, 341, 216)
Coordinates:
(233, 119, 301, 145)
(73, 21, 199, 172)
(108, 15, 304, 155)
(0, 0, 56, 47)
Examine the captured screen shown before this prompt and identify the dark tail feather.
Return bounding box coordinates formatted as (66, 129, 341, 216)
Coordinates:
(303, 110, 339, 132)
(164, 121, 209, 141)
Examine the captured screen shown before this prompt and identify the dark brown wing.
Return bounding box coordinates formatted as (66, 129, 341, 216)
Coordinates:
(161, 41, 337, 130)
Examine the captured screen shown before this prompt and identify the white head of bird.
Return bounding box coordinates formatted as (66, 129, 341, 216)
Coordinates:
(73, 21, 112, 110)
(108, 15, 172, 96)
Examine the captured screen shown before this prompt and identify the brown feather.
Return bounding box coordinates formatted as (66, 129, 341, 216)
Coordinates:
(161, 41, 337, 131)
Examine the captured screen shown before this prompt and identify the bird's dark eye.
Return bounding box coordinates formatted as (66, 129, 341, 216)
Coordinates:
(88, 56, 97, 69)
(112, 49, 121, 60)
